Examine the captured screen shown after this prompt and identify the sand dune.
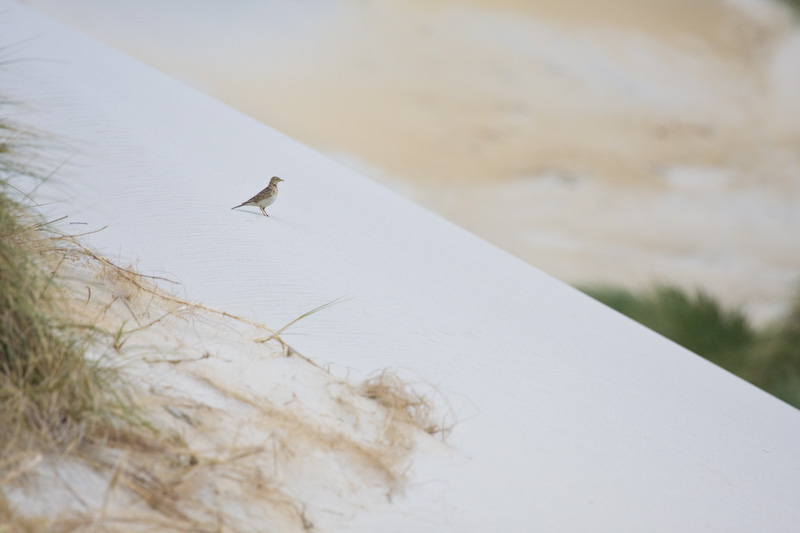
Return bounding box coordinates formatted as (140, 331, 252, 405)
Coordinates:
(23, 0, 800, 321)
(4, 2, 800, 530)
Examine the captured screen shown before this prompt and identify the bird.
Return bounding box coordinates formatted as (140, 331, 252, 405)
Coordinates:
(232, 177, 284, 216)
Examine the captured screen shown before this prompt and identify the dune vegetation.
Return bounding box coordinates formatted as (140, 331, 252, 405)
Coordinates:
(1, 110, 448, 530)
(0, 128, 141, 458)
(782, 0, 800, 13)
(582, 284, 800, 409)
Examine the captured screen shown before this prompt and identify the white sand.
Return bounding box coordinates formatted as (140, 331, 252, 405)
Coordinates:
(4, 2, 800, 530)
(25, 0, 800, 322)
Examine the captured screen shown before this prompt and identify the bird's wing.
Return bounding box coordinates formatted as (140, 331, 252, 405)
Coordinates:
(251, 186, 274, 202)
(233, 185, 272, 209)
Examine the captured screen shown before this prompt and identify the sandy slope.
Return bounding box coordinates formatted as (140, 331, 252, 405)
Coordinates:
(4, 2, 800, 531)
(3, 245, 443, 531)
(24, 0, 800, 322)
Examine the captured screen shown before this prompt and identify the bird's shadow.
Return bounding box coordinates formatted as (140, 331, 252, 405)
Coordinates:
(231, 209, 296, 227)
(232, 208, 277, 219)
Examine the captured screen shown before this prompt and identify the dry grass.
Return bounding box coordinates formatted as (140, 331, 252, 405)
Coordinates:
(0, 194, 140, 458)
(0, 104, 133, 460)
(359, 370, 454, 441)
(0, 205, 450, 531)
(0, 107, 449, 531)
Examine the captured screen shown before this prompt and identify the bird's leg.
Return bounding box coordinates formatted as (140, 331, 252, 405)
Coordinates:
(260, 207, 268, 216)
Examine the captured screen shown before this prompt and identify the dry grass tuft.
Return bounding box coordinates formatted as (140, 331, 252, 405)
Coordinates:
(0, 214, 452, 530)
(359, 371, 450, 439)
(193, 372, 410, 496)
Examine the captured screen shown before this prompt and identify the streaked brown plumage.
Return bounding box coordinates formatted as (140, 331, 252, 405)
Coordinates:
(232, 176, 284, 216)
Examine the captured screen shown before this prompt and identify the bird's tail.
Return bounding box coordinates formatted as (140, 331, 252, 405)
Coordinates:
(231, 203, 245, 210)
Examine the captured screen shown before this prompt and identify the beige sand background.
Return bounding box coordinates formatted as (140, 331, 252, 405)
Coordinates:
(22, 0, 800, 322)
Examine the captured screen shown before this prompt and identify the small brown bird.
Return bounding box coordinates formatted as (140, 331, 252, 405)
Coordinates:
(232, 177, 284, 216)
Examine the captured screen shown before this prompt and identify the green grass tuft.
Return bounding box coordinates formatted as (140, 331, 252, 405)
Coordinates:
(748, 288, 800, 407)
(0, 109, 137, 456)
(780, 0, 800, 14)
(582, 284, 800, 409)
(0, 188, 127, 454)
